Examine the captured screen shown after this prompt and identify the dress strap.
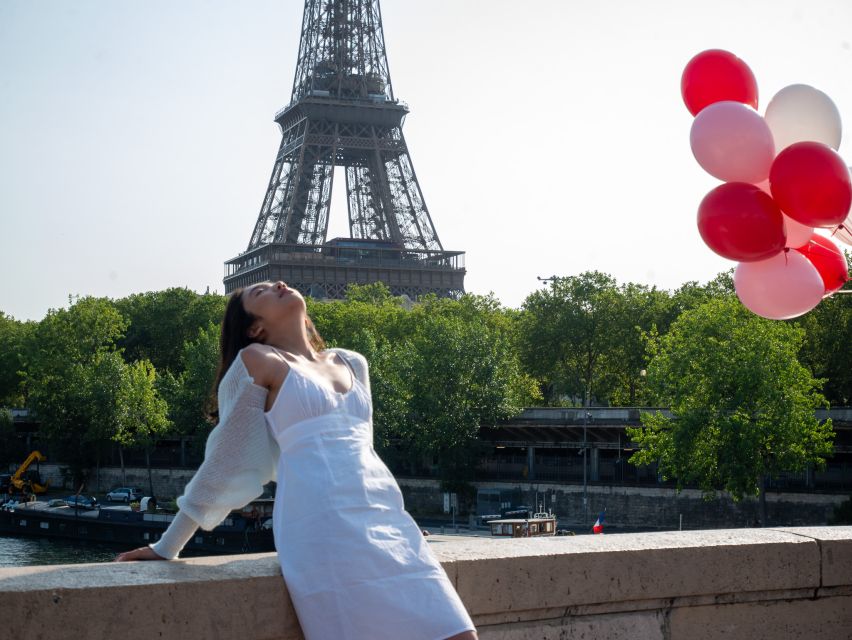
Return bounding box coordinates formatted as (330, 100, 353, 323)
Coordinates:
(332, 349, 356, 377)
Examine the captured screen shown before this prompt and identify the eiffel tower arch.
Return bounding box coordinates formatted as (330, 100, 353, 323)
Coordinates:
(224, 0, 466, 299)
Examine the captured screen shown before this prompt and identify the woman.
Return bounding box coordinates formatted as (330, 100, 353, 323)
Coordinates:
(115, 281, 478, 640)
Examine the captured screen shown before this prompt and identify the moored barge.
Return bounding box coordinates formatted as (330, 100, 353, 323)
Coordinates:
(0, 499, 275, 555)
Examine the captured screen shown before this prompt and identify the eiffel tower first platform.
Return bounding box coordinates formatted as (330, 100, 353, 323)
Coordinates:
(223, 0, 465, 299)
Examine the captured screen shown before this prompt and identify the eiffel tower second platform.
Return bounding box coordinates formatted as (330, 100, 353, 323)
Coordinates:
(224, 237, 465, 300)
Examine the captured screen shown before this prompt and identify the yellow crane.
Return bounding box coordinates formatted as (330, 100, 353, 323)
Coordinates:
(10, 451, 49, 494)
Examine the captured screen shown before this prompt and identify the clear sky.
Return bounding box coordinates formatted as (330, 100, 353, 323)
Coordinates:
(1, 0, 850, 321)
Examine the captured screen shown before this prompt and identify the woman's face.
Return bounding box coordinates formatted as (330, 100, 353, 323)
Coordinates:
(241, 281, 305, 341)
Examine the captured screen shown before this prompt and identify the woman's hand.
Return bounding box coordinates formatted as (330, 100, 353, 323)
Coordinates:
(113, 546, 168, 562)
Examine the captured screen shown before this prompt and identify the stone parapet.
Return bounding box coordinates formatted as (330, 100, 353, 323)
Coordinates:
(1, 527, 850, 639)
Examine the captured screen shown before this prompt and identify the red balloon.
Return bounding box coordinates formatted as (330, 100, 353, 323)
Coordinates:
(681, 49, 759, 116)
(769, 142, 852, 227)
(794, 234, 849, 295)
(697, 183, 787, 261)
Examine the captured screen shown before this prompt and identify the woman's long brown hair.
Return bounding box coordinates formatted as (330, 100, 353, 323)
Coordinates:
(206, 287, 326, 421)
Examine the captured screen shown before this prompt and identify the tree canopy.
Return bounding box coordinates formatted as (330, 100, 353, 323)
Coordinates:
(627, 297, 835, 521)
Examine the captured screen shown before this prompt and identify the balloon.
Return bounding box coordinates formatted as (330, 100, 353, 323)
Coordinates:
(760, 181, 815, 247)
(783, 214, 814, 249)
(734, 250, 825, 319)
(690, 101, 775, 183)
(794, 234, 849, 295)
(769, 142, 852, 227)
(697, 183, 786, 261)
(681, 49, 759, 116)
(765, 84, 842, 152)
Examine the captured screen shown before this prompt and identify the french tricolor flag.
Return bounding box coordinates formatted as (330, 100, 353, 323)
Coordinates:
(592, 509, 605, 534)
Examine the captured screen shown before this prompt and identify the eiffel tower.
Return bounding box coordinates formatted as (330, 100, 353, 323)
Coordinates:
(224, 0, 466, 299)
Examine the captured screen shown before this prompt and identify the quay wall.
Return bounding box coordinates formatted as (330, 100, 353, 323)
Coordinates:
(1, 527, 850, 639)
(397, 478, 848, 529)
(32, 464, 848, 529)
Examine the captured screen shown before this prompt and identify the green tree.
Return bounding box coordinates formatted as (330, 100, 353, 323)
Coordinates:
(0, 312, 33, 407)
(115, 288, 226, 373)
(400, 294, 539, 491)
(795, 250, 851, 406)
(160, 323, 220, 441)
(114, 359, 171, 494)
(670, 269, 736, 318)
(518, 272, 621, 405)
(23, 297, 129, 486)
(606, 284, 673, 406)
(627, 297, 835, 525)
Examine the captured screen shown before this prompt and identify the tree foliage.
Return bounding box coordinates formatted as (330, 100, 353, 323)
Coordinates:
(628, 297, 835, 504)
(114, 288, 225, 373)
(23, 297, 130, 484)
(159, 323, 220, 440)
(795, 250, 851, 406)
(518, 272, 675, 407)
(0, 312, 32, 407)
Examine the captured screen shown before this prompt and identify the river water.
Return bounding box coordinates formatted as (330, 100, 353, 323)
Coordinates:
(0, 535, 121, 567)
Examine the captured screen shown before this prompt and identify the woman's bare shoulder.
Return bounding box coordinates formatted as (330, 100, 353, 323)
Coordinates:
(238, 343, 288, 387)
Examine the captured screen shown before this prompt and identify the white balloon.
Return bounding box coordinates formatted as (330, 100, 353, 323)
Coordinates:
(765, 84, 842, 152)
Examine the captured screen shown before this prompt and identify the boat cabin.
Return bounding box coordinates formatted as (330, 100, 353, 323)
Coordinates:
(488, 516, 557, 537)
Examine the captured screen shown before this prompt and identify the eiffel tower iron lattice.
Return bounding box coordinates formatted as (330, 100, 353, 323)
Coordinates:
(224, 0, 466, 300)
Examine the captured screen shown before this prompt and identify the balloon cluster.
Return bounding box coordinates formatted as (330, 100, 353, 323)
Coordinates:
(682, 49, 851, 320)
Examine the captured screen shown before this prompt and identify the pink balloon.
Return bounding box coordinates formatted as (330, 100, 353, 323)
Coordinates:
(690, 101, 775, 183)
(734, 250, 825, 319)
(783, 214, 815, 249)
(756, 181, 814, 247)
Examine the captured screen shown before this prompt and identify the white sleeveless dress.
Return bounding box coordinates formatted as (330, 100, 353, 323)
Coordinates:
(263, 349, 476, 640)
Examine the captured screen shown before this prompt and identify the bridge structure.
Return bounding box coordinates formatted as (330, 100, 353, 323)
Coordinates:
(477, 407, 852, 491)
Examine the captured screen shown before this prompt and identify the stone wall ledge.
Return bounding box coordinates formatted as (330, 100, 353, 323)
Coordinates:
(1, 527, 850, 639)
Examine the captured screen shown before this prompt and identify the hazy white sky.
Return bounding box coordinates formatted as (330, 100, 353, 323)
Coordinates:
(2, 0, 851, 321)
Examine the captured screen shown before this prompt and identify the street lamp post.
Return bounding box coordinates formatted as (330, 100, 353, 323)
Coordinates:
(583, 407, 591, 526)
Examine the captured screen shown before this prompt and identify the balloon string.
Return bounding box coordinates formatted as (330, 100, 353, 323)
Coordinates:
(830, 223, 851, 240)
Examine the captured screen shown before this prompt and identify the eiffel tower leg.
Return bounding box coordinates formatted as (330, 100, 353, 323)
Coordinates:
(249, 120, 307, 248)
(257, 120, 337, 246)
(384, 132, 442, 251)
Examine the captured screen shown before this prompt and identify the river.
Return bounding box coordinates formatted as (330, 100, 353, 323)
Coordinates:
(0, 535, 122, 567)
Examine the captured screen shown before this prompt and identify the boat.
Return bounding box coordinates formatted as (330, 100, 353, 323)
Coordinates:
(487, 511, 558, 537)
(0, 497, 275, 555)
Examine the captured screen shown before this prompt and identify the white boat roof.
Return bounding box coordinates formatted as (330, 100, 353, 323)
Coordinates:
(487, 518, 556, 524)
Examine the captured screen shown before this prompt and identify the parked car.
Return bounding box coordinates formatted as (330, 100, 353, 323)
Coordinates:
(64, 494, 99, 510)
(106, 487, 142, 503)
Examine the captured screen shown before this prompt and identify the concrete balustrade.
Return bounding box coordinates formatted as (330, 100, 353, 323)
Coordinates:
(1, 527, 850, 639)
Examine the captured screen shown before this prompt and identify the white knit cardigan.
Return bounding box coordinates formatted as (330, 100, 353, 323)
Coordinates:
(150, 347, 369, 560)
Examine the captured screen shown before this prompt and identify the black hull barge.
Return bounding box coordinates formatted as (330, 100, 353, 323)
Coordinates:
(0, 500, 275, 555)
